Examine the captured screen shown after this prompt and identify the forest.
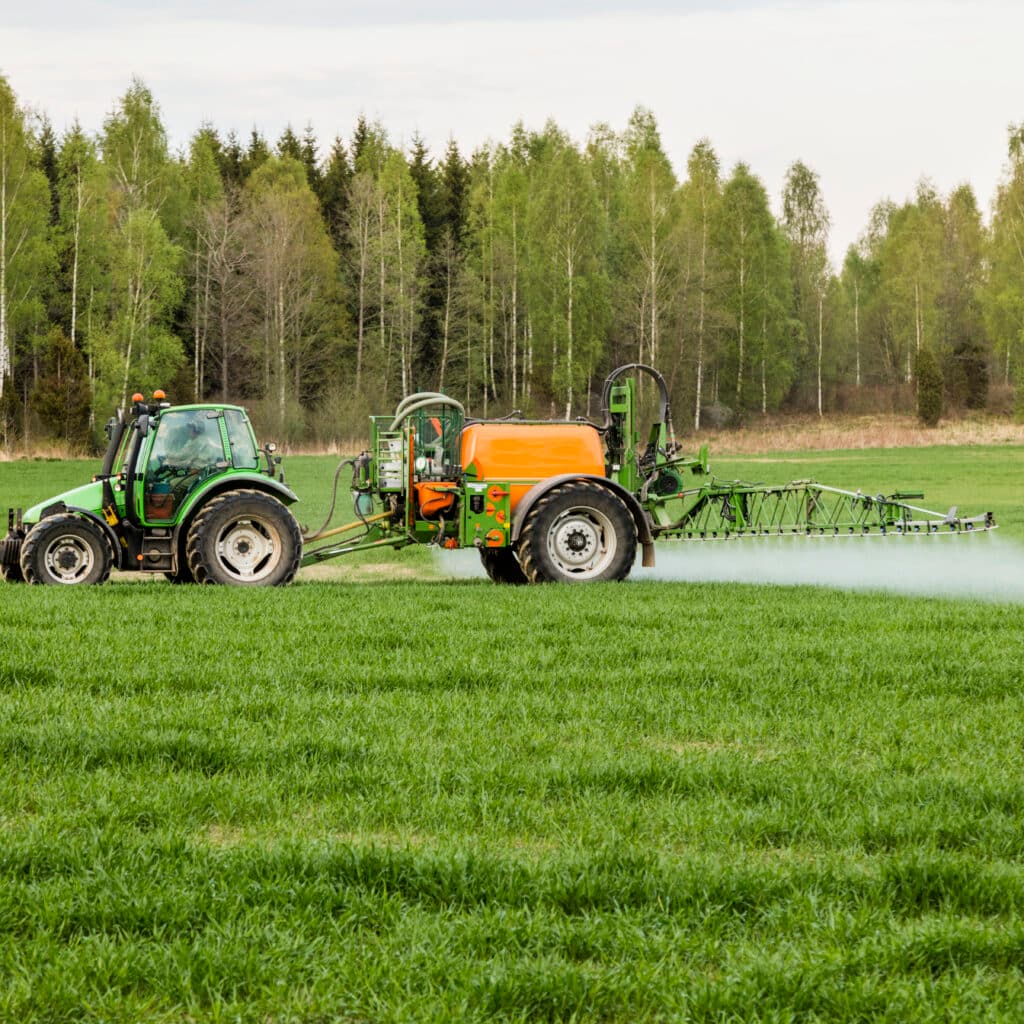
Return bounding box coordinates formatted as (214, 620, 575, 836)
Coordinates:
(0, 73, 1022, 449)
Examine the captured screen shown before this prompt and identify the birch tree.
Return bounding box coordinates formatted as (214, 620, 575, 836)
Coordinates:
(782, 160, 831, 414)
(679, 141, 721, 428)
(983, 123, 1024, 398)
(198, 189, 254, 401)
(880, 181, 943, 385)
(618, 108, 679, 375)
(0, 76, 52, 413)
(244, 156, 340, 435)
(717, 162, 789, 414)
(527, 131, 608, 418)
(96, 80, 185, 412)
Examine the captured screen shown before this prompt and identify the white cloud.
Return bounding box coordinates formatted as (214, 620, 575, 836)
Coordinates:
(4, 0, 1021, 261)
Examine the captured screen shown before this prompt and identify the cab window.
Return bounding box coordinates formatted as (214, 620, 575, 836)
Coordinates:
(143, 410, 227, 522)
(224, 409, 260, 470)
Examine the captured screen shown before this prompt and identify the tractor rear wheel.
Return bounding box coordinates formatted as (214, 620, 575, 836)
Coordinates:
(186, 489, 302, 586)
(479, 546, 527, 584)
(20, 514, 113, 585)
(517, 480, 636, 584)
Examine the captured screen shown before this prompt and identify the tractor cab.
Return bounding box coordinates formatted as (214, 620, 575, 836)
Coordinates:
(138, 406, 258, 524)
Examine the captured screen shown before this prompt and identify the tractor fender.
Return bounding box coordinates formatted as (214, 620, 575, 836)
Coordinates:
(171, 475, 300, 555)
(39, 504, 123, 570)
(510, 474, 655, 568)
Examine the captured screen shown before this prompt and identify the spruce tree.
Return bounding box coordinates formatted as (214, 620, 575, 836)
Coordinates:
(351, 115, 371, 167)
(276, 125, 302, 163)
(220, 131, 245, 187)
(242, 129, 270, 180)
(318, 136, 352, 238)
(440, 138, 469, 242)
(300, 122, 322, 196)
(36, 116, 60, 227)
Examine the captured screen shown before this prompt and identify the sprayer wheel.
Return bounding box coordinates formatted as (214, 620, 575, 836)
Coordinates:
(479, 546, 528, 585)
(517, 480, 636, 584)
(186, 490, 302, 586)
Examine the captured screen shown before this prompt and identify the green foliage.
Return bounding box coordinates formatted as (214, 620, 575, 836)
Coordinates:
(915, 345, 943, 426)
(1, 73, 1023, 450)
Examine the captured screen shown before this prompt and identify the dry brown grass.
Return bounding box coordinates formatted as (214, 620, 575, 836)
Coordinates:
(4, 415, 1023, 462)
(0, 440, 92, 462)
(693, 414, 1024, 455)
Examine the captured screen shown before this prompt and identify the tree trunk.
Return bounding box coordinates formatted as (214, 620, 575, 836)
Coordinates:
(694, 206, 708, 431)
(396, 183, 407, 399)
(70, 165, 82, 347)
(355, 211, 367, 391)
(277, 283, 286, 428)
(649, 179, 658, 367)
(511, 208, 518, 402)
(816, 290, 824, 418)
(193, 247, 201, 400)
(853, 280, 861, 388)
(0, 118, 8, 403)
(564, 253, 574, 419)
(439, 248, 452, 391)
(378, 190, 387, 395)
(735, 247, 745, 406)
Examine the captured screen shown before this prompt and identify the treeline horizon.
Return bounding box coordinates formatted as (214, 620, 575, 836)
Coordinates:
(1, 73, 1023, 450)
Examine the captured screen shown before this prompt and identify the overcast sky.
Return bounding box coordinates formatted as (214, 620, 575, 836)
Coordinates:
(4, 0, 1021, 263)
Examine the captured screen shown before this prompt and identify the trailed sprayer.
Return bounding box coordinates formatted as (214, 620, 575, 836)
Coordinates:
(1, 365, 995, 585)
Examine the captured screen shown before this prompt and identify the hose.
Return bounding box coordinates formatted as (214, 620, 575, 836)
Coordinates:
(392, 392, 460, 419)
(303, 457, 355, 541)
(600, 363, 673, 435)
(389, 394, 466, 433)
(599, 363, 677, 472)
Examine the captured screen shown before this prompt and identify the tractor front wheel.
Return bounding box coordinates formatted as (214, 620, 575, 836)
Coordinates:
(517, 481, 636, 584)
(479, 546, 527, 584)
(186, 490, 302, 586)
(20, 514, 113, 585)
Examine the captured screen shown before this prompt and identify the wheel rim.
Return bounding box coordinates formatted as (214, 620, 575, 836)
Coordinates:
(43, 533, 95, 584)
(214, 515, 281, 582)
(546, 505, 617, 580)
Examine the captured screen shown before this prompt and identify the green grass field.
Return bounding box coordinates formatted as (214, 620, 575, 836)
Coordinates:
(1, 446, 1023, 1021)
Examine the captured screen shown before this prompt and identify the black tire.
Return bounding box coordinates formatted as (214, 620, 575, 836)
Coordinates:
(1, 561, 24, 583)
(479, 546, 528, 585)
(164, 565, 194, 584)
(186, 489, 302, 586)
(517, 480, 636, 584)
(20, 514, 113, 586)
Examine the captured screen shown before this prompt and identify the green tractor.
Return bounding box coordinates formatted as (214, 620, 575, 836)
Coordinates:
(1, 391, 301, 586)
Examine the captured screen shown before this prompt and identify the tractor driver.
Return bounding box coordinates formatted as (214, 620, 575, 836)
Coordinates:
(166, 412, 224, 469)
